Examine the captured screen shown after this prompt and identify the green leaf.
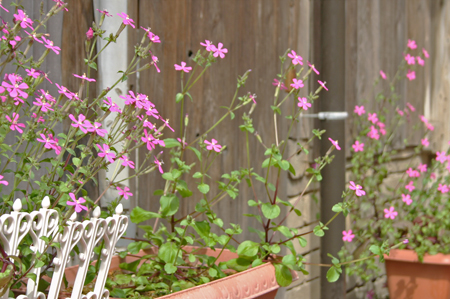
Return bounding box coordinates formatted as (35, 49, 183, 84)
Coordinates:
(130, 207, 160, 224)
(160, 194, 179, 216)
(198, 183, 210, 194)
(237, 240, 259, 257)
(185, 92, 193, 102)
(119, 260, 140, 273)
(326, 266, 340, 282)
(193, 172, 203, 179)
(332, 203, 343, 213)
(176, 180, 193, 198)
(225, 257, 252, 272)
(313, 225, 325, 237)
(252, 259, 263, 268)
(208, 268, 218, 277)
(230, 111, 235, 120)
(261, 203, 280, 219)
(188, 146, 202, 161)
(248, 199, 258, 207)
(274, 264, 292, 287)
(271, 105, 281, 115)
(278, 160, 290, 171)
(164, 263, 177, 274)
(163, 138, 180, 148)
(158, 242, 178, 264)
(288, 163, 296, 176)
(72, 157, 81, 167)
(175, 93, 184, 103)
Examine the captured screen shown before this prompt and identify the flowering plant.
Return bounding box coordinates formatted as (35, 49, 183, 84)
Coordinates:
(339, 40, 440, 282)
(0, 1, 404, 298)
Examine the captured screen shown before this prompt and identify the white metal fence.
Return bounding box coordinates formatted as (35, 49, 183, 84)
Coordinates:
(0, 196, 128, 299)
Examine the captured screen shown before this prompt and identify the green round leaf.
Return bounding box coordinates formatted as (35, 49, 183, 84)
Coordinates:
(261, 203, 281, 219)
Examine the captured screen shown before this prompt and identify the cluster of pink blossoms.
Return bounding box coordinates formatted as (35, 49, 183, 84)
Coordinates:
(200, 40, 228, 58)
(404, 39, 429, 81)
(342, 181, 366, 242)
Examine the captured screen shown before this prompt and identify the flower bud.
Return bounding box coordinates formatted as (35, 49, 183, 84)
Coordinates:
(86, 27, 94, 40)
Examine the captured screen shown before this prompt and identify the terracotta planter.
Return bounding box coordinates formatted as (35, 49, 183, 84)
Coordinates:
(385, 249, 450, 299)
(64, 247, 298, 299)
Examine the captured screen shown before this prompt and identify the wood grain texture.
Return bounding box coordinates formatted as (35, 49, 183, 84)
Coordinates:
(133, 0, 312, 244)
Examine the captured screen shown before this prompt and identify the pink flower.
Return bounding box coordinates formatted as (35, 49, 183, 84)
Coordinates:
(119, 156, 135, 169)
(211, 42, 228, 59)
(174, 61, 192, 73)
(103, 97, 122, 113)
(407, 39, 417, 50)
(160, 118, 174, 132)
(397, 108, 404, 116)
(141, 129, 165, 150)
(430, 172, 437, 179)
(416, 56, 425, 66)
(204, 139, 222, 152)
(308, 61, 319, 75)
(117, 12, 135, 28)
(97, 9, 112, 17)
(0, 175, 8, 186)
(423, 48, 429, 58)
(406, 70, 416, 81)
(86, 27, 93, 40)
(402, 194, 412, 205)
(318, 80, 328, 91)
(406, 102, 415, 112)
(287, 50, 303, 65)
(96, 144, 116, 163)
(33, 97, 54, 112)
(36, 133, 56, 149)
(151, 55, 160, 73)
(69, 114, 89, 133)
(55, 83, 75, 99)
(436, 151, 448, 164)
(405, 181, 415, 192)
(421, 138, 429, 147)
(297, 97, 311, 110)
(352, 140, 364, 152)
(31, 113, 45, 123)
(41, 37, 60, 54)
(438, 184, 449, 194)
(403, 239, 409, 244)
(404, 53, 416, 65)
(368, 113, 378, 124)
(342, 230, 355, 242)
(290, 78, 304, 90)
(117, 186, 133, 199)
(200, 40, 213, 51)
(377, 122, 386, 135)
(14, 10, 33, 29)
(367, 127, 379, 140)
(406, 167, 420, 178)
(249, 93, 257, 104)
(426, 122, 434, 131)
(272, 79, 288, 91)
(420, 115, 428, 123)
(5, 112, 25, 133)
(67, 193, 88, 213)
(26, 68, 39, 78)
(384, 206, 398, 220)
(84, 121, 107, 137)
(349, 181, 365, 196)
(380, 70, 387, 80)
(354, 105, 366, 116)
(147, 31, 160, 43)
(2, 73, 29, 98)
(73, 73, 96, 82)
(154, 155, 164, 173)
(418, 163, 427, 173)
(328, 138, 341, 151)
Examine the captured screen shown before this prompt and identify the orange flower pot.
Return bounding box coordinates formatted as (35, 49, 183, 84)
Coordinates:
(63, 247, 298, 299)
(385, 249, 450, 299)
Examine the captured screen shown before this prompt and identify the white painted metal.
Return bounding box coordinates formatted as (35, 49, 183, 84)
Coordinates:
(0, 198, 128, 299)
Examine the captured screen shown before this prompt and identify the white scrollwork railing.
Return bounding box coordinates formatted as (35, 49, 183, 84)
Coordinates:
(0, 196, 128, 299)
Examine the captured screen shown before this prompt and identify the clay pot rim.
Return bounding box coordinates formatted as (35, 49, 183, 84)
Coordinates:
(384, 248, 450, 265)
